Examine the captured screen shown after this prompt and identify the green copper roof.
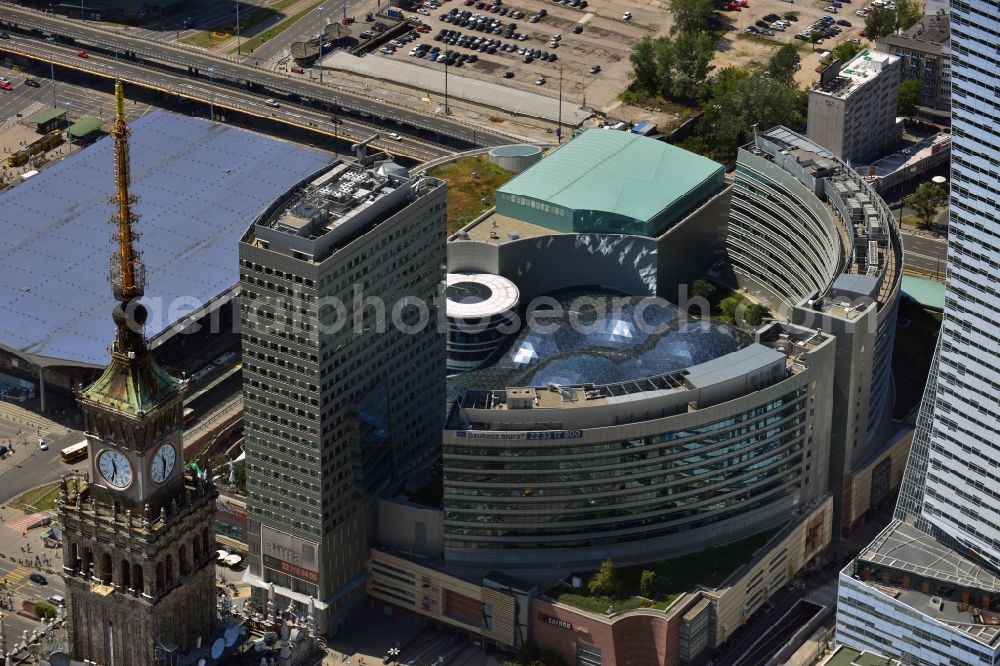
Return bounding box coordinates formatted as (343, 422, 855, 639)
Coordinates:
(27, 107, 68, 126)
(497, 129, 724, 224)
(79, 351, 183, 415)
(67, 116, 104, 138)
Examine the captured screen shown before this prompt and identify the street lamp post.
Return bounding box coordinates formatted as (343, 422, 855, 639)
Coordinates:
(50, 62, 56, 109)
(557, 64, 563, 142)
(317, 33, 324, 83)
(207, 67, 216, 122)
(236, 1, 242, 55)
(444, 58, 450, 114)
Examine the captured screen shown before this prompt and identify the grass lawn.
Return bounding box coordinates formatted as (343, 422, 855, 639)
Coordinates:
(547, 528, 780, 614)
(235, 0, 327, 55)
(426, 155, 516, 234)
(11, 482, 62, 512)
(180, 0, 317, 50)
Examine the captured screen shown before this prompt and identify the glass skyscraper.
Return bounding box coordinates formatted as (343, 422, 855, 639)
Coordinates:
(836, 2, 1000, 663)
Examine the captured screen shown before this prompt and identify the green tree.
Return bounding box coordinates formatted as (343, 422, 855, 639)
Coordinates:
(768, 43, 801, 84)
(719, 294, 745, 322)
(744, 303, 771, 327)
(864, 7, 897, 41)
(906, 182, 948, 229)
(232, 459, 246, 492)
(669, 0, 716, 34)
(830, 40, 861, 64)
(669, 31, 716, 101)
(808, 30, 823, 51)
(588, 558, 619, 597)
(701, 73, 806, 161)
(640, 569, 658, 597)
(654, 36, 677, 100)
(894, 0, 924, 31)
(691, 279, 717, 300)
(629, 36, 659, 96)
(35, 601, 57, 620)
(897, 77, 921, 117)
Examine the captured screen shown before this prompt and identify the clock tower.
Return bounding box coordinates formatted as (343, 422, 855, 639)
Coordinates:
(59, 81, 219, 666)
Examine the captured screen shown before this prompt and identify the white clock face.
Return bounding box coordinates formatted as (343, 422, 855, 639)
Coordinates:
(150, 443, 176, 484)
(98, 450, 133, 489)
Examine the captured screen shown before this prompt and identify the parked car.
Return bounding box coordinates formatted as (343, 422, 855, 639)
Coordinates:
(535, 76, 546, 85)
(572, 25, 583, 33)
(622, 10, 632, 19)
(837, 18, 852, 25)
(590, 64, 601, 73)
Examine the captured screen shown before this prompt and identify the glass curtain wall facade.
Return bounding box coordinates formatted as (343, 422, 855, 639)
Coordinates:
(894, 0, 1000, 568)
(444, 388, 810, 552)
(836, 2, 1000, 663)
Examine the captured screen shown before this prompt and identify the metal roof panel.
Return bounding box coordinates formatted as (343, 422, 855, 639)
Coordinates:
(0, 111, 330, 367)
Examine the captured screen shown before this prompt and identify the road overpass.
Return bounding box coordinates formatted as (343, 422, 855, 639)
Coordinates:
(0, 4, 517, 151)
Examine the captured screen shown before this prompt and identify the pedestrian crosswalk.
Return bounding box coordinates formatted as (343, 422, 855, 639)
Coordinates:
(5, 511, 52, 533)
(2, 566, 30, 590)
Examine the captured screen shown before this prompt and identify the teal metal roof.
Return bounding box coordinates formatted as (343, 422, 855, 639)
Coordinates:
(902, 275, 945, 311)
(498, 129, 723, 223)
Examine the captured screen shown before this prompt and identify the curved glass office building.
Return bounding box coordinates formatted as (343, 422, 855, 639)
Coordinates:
(726, 127, 902, 534)
(443, 295, 837, 567)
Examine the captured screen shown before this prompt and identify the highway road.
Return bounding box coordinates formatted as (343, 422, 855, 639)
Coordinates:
(900, 230, 948, 277)
(0, 4, 515, 148)
(0, 31, 449, 161)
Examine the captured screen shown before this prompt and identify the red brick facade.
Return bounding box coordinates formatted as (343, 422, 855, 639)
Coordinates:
(530, 598, 681, 666)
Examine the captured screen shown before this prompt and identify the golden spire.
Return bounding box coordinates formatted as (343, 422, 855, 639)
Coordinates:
(107, 81, 147, 354)
(109, 80, 144, 305)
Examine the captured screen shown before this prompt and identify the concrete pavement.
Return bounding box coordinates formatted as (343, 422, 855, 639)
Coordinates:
(322, 50, 590, 126)
(0, 502, 66, 648)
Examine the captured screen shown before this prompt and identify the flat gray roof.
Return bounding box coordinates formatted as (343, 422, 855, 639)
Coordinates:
(0, 112, 330, 367)
(860, 520, 1000, 592)
(685, 344, 786, 388)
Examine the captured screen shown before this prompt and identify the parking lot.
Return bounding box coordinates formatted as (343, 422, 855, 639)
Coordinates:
(364, 0, 666, 111)
(711, 0, 872, 87)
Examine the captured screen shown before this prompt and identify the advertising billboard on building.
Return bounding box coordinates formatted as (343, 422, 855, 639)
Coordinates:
(261, 526, 319, 584)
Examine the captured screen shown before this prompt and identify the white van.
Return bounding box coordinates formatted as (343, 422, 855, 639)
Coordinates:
(47, 594, 65, 606)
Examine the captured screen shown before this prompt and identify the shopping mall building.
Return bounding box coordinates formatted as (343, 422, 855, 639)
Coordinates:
(350, 127, 906, 664)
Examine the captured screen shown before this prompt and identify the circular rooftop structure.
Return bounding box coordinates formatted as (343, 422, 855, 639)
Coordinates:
(445, 273, 520, 320)
(488, 144, 543, 173)
(446, 273, 520, 374)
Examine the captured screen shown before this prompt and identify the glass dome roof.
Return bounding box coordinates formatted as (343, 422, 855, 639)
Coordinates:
(448, 291, 748, 400)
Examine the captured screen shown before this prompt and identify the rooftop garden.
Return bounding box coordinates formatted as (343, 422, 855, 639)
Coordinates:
(426, 154, 515, 235)
(546, 528, 780, 614)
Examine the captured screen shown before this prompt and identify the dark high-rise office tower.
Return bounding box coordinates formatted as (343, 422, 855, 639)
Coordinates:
(239, 161, 446, 635)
